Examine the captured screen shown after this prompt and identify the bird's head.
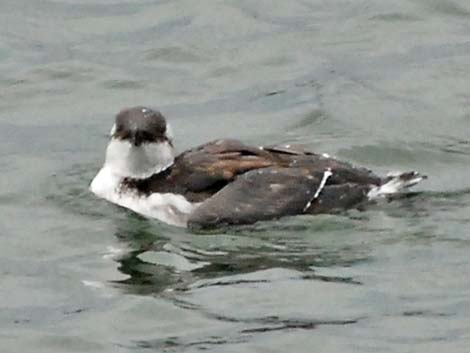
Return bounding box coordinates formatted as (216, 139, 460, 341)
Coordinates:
(104, 106, 175, 179)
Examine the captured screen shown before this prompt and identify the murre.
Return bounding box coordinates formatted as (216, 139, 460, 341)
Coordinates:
(90, 106, 426, 230)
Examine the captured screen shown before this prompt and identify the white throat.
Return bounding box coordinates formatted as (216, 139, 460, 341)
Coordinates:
(104, 138, 175, 179)
(90, 137, 199, 227)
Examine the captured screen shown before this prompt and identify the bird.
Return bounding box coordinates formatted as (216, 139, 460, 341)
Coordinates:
(90, 106, 426, 230)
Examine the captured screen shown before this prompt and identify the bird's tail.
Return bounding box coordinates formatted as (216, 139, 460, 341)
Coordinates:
(367, 171, 426, 199)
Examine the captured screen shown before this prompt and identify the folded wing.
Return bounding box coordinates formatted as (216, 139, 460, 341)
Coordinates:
(188, 167, 326, 230)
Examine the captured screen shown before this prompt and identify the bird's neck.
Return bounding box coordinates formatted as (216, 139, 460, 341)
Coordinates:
(103, 138, 175, 179)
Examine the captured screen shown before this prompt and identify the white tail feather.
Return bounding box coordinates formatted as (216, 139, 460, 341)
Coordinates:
(367, 171, 425, 199)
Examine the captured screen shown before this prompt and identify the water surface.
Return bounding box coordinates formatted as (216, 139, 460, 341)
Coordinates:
(2, 1, 470, 352)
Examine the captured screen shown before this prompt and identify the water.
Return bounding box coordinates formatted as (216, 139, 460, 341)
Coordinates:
(2, 1, 470, 352)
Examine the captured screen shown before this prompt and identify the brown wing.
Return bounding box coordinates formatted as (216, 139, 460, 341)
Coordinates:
(175, 140, 381, 191)
(126, 139, 382, 203)
(262, 143, 381, 185)
(186, 165, 376, 230)
(169, 139, 282, 193)
(187, 167, 324, 230)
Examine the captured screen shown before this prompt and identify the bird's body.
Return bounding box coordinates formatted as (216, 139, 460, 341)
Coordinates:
(90, 107, 425, 229)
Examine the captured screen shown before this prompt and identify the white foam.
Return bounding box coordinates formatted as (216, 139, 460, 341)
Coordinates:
(103, 245, 129, 260)
(82, 280, 105, 289)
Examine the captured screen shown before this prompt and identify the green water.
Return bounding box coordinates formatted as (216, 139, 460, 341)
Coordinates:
(2, 1, 470, 352)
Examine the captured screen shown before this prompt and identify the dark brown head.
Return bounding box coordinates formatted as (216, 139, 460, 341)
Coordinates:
(112, 107, 172, 147)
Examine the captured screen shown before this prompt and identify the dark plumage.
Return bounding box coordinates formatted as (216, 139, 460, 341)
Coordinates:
(94, 107, 425, 230)
(114, 107, 170, 146)
(121, 138, 385, 230)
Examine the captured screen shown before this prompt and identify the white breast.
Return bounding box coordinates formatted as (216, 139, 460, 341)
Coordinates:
(90, 166, 199, 227)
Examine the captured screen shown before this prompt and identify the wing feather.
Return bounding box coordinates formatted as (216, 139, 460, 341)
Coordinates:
(187, 167, 323, 230)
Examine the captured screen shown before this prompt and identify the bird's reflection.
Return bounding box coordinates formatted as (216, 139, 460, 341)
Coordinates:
(101, 187, 470, 297)
(107, 214, 370, 296)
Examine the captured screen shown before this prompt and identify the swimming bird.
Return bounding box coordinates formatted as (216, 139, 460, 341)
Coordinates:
(90, 106, 425, 230)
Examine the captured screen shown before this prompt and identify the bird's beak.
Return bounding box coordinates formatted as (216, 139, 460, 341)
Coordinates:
(130, 131, 144, 147)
